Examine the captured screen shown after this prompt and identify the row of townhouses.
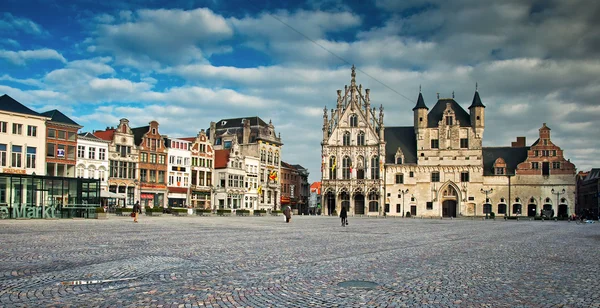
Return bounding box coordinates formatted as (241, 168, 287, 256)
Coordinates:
(0, 94, 309, 212)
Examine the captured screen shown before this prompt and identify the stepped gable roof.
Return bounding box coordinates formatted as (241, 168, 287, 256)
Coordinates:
(215, 117, 267, 129)
(78, 132, 108, 142)
(93, 129, 115, 141)
(468, 91, 486, 109)
(40, 109, 81, 127)
(482, 147, 530, 176)
(131, 126, 150, 146)
(412, 92, 428, 111)
(0, 94, 43, 117)
(384, 126, 417, 164)
(427, 98, 471, 128)
(214, 149, 230, 169)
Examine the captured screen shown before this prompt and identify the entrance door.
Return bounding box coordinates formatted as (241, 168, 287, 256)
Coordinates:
(558, 204, 568, 218)
(327, 192, 335, 216)
(542, 162, 550, 176)
(354, 194, 365, 215)
(527, 204, 537, 217)
(410, 205, 417, 216)
(442, 200, 457, 217)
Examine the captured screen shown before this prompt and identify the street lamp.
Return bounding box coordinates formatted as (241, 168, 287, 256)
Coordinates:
(399, 188, 409, 217)
(480, 188, 493, 219)
(551, 188, 565, 217)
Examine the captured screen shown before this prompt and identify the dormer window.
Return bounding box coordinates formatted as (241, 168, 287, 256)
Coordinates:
(493, 157, 506, 175)
(350, 114, 358, 127)
(495, 167, 505, 175)
(396, 157, 402, 164)
(446, 116, 453, 125)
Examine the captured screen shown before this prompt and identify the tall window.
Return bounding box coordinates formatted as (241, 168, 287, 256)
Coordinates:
(150, 154, 157, 164)
(0, 144, 6, 166)
(150, 170, 156, 183)
(552, 162, 560, 169)
(396, 157, 402, 164)
(158, 171, 165, 183)
(11, 145, 22, 167)
(532, 162, 539, 169)
(141, 153, 148, 162)
(431, 171, 440, 182)
(343, 131, 350, 146)
(431, 139, 439, 149)
(12, 123, 22, 135)
(445, 116, 453, 125)
(26, 147, 36, 168)
(268, 151, 273, 164)
(370, 156, 379, 179)
(99, 169, 105, 181)
(460, 172, 469, 182)
(342, 156, 351, 179)
(77, 146, 85, 158)
(27, 125, 37, 137)
(0, 121, 7, 133)
(329, 156, 337, 179)
(460, 138, 468, 148)
(260, 150, 266, 162)
(140, 169, 147, 182)
(76, 166, 84, 178)
(357, 131, 365, 146)
(88, 147, 96, 159)
(350, 114, 358, 127)
(368, 191, 379, 212)
(274, 152, 280, 164)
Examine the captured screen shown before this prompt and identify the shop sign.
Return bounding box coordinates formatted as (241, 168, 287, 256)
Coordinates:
(0, 204, 56, 219)
(1, 168, 26, 174)
(57, 149, 65, 157)
(141, 193, 154, 199)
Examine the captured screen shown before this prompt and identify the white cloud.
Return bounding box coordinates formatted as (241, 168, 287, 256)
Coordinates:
(0, 13, 46, 36)
(0, 48, 67, 65)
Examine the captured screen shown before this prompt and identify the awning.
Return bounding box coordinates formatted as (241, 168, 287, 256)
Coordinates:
(100, 190, 126, 199)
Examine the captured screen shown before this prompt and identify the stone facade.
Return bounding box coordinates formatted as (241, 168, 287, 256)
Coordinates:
(165, 136, 191, 207)
(76, 132, 110, 191)
(187, 130, 213, 209)
(133, 121, 168, 208)
(321, 68, 576, 218)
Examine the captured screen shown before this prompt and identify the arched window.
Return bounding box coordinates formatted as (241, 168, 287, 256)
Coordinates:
(267, 151, 273, 164)
(396, 157, 402, 164)
(498, 203, 506, 214)
(356, 156, 365, 179)
(329, 156, 337, 179)
(260, 150, 266, 162)
(342, 156, 351, 179)
(368, 191, 379, 212)
(545, 197, 551, 203)
(88, 165, 96, 179)
(343, 131, 351, 146)
(349, 114, 358, 127)
(357, 131, 365, 146)
(370, 156, 379, 179)
(274, 152, 280, 164)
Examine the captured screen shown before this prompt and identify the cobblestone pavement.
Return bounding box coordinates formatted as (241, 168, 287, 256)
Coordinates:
(1, 216, 599, 307)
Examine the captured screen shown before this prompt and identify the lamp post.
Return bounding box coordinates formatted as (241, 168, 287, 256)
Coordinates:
(399, 188, 409, 217)
(551, 188, 565, 217)
(480, 188, 493, 219)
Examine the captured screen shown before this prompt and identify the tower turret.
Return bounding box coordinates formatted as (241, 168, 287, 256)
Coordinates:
(413, 88, 428, 130)
(468, 85, 486, 138)
(322, 106, 329, 143)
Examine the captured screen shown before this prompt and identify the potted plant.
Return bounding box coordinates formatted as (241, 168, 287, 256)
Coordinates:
(145, 206, 163, 216)
(172, 208, 189, 216)
(236, 209, 250, 216)
(115, 207, 133, 216)
(217, 209, 232, 216)
(196, 209, 212, 216)
(255, 209, 268, 216)
(405, 211, 411, 218)
(96, 207, 108, 219)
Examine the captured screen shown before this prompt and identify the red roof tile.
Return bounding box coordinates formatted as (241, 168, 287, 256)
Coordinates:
(214, 149, 230, 169)
(180, 137, 195, 142)
(93, 129, 115, 141)
(310, 182, 321, 194)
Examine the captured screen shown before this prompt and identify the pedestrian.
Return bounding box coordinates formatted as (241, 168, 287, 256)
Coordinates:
(284, 205, 292, 223)
(132, 201, 141, 223)
(340, 206, 347, 227)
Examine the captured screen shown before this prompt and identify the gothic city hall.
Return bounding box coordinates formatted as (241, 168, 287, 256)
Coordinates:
(321, 67, 576, 218)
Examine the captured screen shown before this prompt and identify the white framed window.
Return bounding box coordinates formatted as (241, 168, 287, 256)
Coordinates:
(27, 125, 37, 137)
(11, 145, 22, 167)
(12, 123, 22, 135)
(0, 121, 7, 133)
(88, 147, 96, 159)
(26, 147, 36, 168)
(76, 166, 84, 178)
(78, 146, 85, 158)
(99, 148, 106, 160)
(0, 144, 7, 167)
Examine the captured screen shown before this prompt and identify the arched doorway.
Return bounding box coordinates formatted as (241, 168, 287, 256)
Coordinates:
(542, 204, 552, 217)
(354, 193, 365, 215)
(340, 192, 350, 213)
(558, 204, 568, 218)
(368, 191, 379, 213)
(326, 192, 335, 216)
(527, 204, 537, 217)
(512, 204, 522, 215)
(442, 200, 457, 217)
(440, 182, 459, 217)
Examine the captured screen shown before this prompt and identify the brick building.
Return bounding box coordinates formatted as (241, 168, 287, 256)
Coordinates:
(576, 169, 599, 219)
(132, 121, 168, 208)
(185, 130, 214, 209)
(41, 109, 82, 177)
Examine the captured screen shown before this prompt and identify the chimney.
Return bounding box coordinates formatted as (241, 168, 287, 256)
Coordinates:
(209, 121, 216, 143)
(243, 119, 250, 144)
(511, 136, 526, 147)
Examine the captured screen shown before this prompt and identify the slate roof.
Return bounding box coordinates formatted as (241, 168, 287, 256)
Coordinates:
(214, 149, 230, 169)
(427, 99, 471, 128)
(583, 168, 600, 183)
(131, 126, 150, 146)
(468, 91, 486, 109)
(40, 109, 81, 127)
(215, 117, 268, 129)
(78, 132, 108, 142)
(412, 92, 428, 110)
(482, 147, 530, 176)
(0, 94, 43, 117)
(384, 126, 417, 164)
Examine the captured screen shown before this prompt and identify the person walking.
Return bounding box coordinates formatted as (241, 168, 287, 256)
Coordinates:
(340, 206, 348, 227)
(284, 205, 292, 223)
(132, 201, 141, 223)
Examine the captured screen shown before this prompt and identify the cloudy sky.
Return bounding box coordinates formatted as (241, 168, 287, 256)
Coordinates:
(1, 0, 599, 182)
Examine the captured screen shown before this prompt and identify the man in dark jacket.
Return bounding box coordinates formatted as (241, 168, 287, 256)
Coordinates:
(284, 206, 292, 223)
(132, 201, 141, 223)
(340, 206, 347, 227)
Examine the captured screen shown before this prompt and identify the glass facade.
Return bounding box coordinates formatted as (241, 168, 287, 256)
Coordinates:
(0, 173, 100, 219)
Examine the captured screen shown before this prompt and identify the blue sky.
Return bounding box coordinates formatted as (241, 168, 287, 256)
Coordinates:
(1, 0, 599, 182)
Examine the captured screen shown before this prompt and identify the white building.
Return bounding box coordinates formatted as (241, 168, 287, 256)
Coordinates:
(76, 132, 110, 191)
(244, 155, 259, 209)
(187, 130, 214, 209)
(165, 136, 191, 207)
(213, 138, 246, 209)
(0, 94, 48, 176)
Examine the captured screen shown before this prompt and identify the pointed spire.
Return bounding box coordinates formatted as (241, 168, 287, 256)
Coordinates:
(351, 64, 356, 86)
(468, 88, 486, 109)
(413, 90, 428, 111)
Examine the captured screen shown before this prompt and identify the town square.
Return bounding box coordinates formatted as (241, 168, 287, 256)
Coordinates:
(1, 216, 599, 307)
